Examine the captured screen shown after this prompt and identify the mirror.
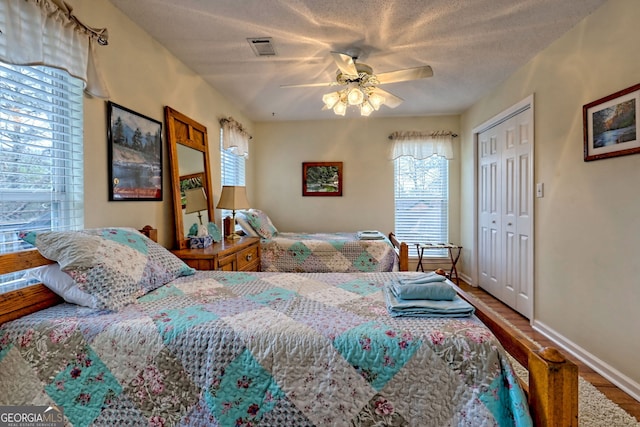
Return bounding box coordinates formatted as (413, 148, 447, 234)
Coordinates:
(165, 106, 214, 249)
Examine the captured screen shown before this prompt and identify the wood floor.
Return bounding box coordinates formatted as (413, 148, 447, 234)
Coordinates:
(458, 281, 640, 422)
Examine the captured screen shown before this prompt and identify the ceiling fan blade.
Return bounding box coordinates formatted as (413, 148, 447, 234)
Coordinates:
(280, 81, 335, 88)
(331, 51, 358, 76)
(376, 65, 433, 84)
(372, 87, 403, 108)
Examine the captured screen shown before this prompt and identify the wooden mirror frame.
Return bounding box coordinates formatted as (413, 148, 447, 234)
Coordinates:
(165, 106, 214, 249)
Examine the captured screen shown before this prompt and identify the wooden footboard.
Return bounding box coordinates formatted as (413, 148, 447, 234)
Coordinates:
(453, 283, 579, 427)
(388, 232, 409, 271)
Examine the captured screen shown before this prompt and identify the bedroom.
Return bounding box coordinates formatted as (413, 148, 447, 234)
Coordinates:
(0, 0, 639, 424)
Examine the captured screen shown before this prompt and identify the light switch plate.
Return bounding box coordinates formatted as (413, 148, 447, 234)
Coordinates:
(536, 183, 544, 198)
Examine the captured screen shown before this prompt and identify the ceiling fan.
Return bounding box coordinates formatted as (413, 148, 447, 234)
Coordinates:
(281, 51, 433, 116)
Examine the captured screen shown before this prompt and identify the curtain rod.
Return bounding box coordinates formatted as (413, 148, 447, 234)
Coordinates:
(52, 0, 109, 45)
(388, 131, 458, 140)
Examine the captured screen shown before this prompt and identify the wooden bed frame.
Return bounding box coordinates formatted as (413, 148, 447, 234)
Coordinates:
(388, 232, 409, 271)
(0, 226, 577, 426)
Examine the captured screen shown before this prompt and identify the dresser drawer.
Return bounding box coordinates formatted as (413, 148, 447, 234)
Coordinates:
(237, 244, 259, 271)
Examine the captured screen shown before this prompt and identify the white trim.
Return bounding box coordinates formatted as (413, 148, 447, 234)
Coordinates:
(533, 319, 640, 402)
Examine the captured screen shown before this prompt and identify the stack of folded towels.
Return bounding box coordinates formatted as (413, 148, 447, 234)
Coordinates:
(384, 272, 475, 318)
(357, 230, 385, 240)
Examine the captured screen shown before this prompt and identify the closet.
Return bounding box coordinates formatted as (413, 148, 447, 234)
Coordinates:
(477, 100, 534, 319)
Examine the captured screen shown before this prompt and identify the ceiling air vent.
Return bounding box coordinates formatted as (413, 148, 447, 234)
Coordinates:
(247, 37, 276, 57)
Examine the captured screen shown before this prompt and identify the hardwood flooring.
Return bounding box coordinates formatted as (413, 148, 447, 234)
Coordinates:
(458, 281, 640, 422)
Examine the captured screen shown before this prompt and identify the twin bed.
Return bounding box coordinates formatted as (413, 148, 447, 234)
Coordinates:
(0, 227, 577, 426)
(235, 209, 409, 272)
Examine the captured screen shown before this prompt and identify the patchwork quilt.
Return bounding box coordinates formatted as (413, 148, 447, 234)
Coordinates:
(260, 232, 398, 272)
(0, 271, 532, 427)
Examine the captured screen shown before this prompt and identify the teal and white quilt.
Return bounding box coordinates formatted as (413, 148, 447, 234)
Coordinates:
(260, 232, 398, 272)
(0, 271, 531, 426)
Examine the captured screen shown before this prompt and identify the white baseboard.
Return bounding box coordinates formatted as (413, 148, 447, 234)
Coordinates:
(533, 319, 640, 402)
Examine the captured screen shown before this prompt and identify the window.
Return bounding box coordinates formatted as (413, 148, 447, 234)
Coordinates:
(219, 128, 246, 217)
(0, 61, 84, 291)
(394, 155, 448, 257)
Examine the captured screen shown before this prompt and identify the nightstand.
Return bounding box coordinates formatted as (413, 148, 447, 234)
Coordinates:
(172, 236, 260, 271)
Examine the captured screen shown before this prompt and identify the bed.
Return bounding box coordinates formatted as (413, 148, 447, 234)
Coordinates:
(235, 210, 409, 272)
(0, 227, 577, 426)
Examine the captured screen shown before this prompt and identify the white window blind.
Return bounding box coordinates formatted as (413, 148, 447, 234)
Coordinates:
(394, 155, 449, 257)
(219, 128, 246, 217)
(0, 61, 84, 292)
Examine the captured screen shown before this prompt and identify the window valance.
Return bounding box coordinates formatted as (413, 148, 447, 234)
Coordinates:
(388, 130, 455, 160)
(0, 0, 109, 98)
(220, 117, 252, 158)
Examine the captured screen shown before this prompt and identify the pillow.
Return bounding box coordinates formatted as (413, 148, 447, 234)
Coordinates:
(25, 263, 96, 308)
(235, 211, 259, 237)
(242, 209, 278, 239)
(20, 227, 195, 311)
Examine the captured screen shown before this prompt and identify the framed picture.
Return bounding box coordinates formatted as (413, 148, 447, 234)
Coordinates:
(302, 161, 343, 196)
(107, 101, 163, 200)
(179, 172, 205, 208)
(583, 83, 640, 162)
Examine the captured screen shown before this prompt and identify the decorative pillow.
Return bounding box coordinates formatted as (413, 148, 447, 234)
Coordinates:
(235, 211, 259, 237)
(243, 209, 278, 239)
(25, 263, 96, 308)
(20, 227, 195, 311)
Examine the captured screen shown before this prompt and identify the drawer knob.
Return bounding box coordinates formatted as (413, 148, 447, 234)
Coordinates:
(245, 254, 253, 261)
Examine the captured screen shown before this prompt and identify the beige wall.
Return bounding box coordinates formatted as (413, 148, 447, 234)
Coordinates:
(252, 116, 460, 247)
(460, 0, 640, 394)
(69, 0, 254, 248)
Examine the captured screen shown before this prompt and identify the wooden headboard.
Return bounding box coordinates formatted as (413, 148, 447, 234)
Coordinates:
(0, 226, 157, 325)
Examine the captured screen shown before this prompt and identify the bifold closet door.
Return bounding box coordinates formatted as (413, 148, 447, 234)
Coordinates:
(478, 107, 533, 319)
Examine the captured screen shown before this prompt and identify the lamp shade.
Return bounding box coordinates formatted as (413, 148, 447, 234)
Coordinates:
(184, 187, 208, 214)
(216, 186, 251, 210)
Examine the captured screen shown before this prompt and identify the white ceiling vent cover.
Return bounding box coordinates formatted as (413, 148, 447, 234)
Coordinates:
(247, 38, 277, 56)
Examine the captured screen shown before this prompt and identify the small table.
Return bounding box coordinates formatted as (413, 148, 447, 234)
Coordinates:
(415, 243, 463, 284)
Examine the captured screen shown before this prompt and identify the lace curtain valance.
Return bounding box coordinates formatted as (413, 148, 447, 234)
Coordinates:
(0, 0, 110, 98)
(388, 130, 455, 160)
(220, 117, 252, 158)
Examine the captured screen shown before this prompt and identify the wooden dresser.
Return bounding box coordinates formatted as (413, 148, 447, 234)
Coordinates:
(172, 236, 260, 271)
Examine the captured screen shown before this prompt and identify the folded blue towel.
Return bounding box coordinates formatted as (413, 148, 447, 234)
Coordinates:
(391, 280, 456, 300)
(383, 285, 475, 318)
(398, 272, 447, 285)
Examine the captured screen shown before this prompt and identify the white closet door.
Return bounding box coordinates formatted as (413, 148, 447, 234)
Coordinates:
(514, 110, 533, 318)
(477, 105, 533, 319)
(478, 126, 501, 297)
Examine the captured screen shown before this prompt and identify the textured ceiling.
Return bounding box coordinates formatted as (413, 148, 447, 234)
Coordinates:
(108, 0, 607, 121)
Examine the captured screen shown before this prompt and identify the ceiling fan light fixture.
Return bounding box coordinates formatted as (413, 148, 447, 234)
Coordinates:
(347, 87, 364, 105)
(322, 92, 341, 109)
(360, 101, 374, 116)
(333, 101, 347, 116)
(369, 92, 385, 110)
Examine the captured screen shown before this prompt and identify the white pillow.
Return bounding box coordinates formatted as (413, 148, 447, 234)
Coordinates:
(235, 211, 259, 237)
(26, 263, 97, 308)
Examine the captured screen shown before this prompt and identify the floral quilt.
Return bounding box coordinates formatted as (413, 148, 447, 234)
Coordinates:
(260, 232, 398, 272)
(0, 271, 531, 427)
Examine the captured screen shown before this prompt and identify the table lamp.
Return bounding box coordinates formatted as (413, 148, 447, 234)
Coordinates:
(184, 187, 209, 237)
(216, 185, 250, 239)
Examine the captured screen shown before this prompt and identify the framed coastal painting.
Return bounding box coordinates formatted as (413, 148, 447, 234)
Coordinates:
(179, 172, 205, 208)
(107, 101, 163, 200)
(302, 161, 343, 196)
(583, 83, 639, 162)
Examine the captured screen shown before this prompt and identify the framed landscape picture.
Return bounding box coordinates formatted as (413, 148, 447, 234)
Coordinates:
(107, 101, 163, 201)
(302, 161, 343, 196)
(583, 83, 639, 162)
